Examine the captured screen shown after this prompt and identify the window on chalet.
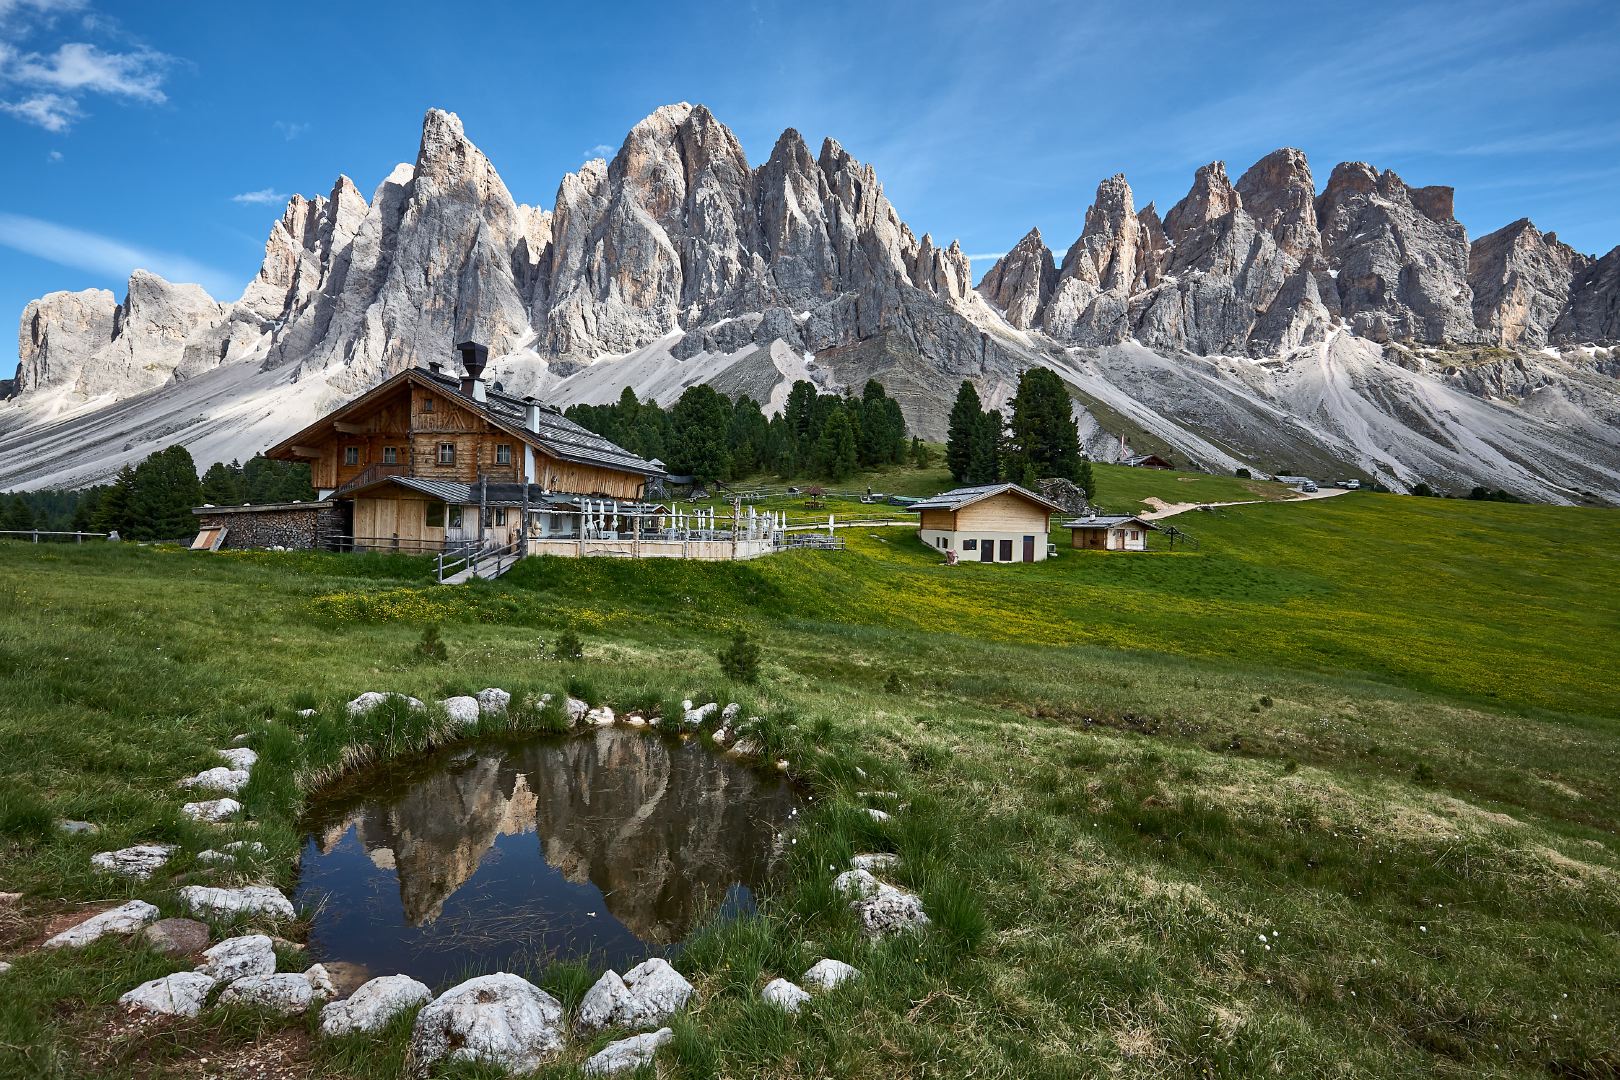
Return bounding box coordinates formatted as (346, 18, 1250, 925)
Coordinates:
(963, 538, 978, 550)
(494, 508, 507, 526)
(422, 396, 435, 413)
(426, 503, 445, 528)
(437, 443, 455, 465)
(382, 446, 398, 465)
(448, 507, 464, 529)
(495, 443, 512, 465)
(344, 446, 360, 466)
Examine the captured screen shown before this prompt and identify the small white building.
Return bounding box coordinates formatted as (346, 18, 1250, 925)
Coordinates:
(1064, 513, 1157, 551)
(912, 483, 1064, 563)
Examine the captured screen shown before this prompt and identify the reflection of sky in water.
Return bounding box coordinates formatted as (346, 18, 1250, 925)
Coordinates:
(294, 731, 793, 990)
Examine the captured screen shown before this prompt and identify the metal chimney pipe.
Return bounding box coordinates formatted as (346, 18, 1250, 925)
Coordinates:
(455, 340, 489, 401)
(522, 395, 541, 432)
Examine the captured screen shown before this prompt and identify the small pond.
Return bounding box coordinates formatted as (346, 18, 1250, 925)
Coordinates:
(295, 727, 798, 988)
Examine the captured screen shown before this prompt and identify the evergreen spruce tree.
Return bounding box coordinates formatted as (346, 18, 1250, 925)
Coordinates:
(1, 496, 32, 531)
(1076, 457, 1096, 503)
(200, 461, 244, 505)
(783, 380, 819, 453)
(1008, 367, 1083, 481)
(128, 445, 203, 540)
(945, 381, 984, 483)
(93, 465, 137, 536)
(968, 409, 1002, 484)
(815, 408, 859, 480)
(669, 384, 733, 483)
(726, 397, 770, 479)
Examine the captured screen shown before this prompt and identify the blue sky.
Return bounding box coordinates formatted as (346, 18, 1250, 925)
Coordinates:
(3, 0, 1619, 342)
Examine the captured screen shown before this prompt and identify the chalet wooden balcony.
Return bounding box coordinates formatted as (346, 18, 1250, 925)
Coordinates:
(333, 462, 411, 497)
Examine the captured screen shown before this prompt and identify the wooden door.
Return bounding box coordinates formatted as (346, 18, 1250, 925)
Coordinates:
(979, 540, 993, 562)
(999, 539, 1013, 561)
(1023, 535, 1035, 562)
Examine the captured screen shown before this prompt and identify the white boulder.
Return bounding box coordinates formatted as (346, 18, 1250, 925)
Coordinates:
(347, 692, 424, 717)
(199, 934, 276, 982)
(682, 702, 718, 725)
(832, 870, 929, 938)
(720, 703, 741, 723)
(219, 972, 313, 1015)
(410, 973, 566, 1073)
(297, 708, 317, 717)
(181, 798, 242, 822)
(178, 885, 295, 921)
(42, 900, 160, 948)
(305, 963, 337, 1000)
(863, 808, 892, 823)
(802, 958, 861, 991)
(90, 844, 175, 880)
(585, 705, 615, 727)
(120, 971, 217, 1017)
(564, 696, 589, 725)
(576, 958, 694, 1033)
(198, 840, 269, 864)
(476, 687, 511, 715)
(761, 977, 811, 1014)
(440, 695, 480, 726)
(849, 853, 900, 873)
(218, 747, 259, 771)
(584, 1027, 674, 1076)
(179, 767, 251, 794)
(319, 974, 433, 1037)
(0, 961, 10, 974)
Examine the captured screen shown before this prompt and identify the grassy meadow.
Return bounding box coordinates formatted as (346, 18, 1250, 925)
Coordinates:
(0, 468, 1616, 1078)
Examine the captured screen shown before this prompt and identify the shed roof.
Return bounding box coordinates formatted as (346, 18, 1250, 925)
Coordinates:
(1062, 514, 1158, 530)
(909, 482, 1066, 514)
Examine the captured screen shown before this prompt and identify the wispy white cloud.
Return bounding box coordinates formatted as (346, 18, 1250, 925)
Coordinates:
(584, 143, 614, 160)
(231, 188, 288, 206)
(965, 251, 1006, 262)
(8, 41, 168, 101)
(273, 119, 308, 141)
(0, 212, 238, 297)
(0, 9, 174, 131)
(46, 148, 61, 161)
(0, 90, 79, 130)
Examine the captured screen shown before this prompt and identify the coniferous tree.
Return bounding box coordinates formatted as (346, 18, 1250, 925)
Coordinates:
(726, 396, 770, 479)
(670, 384, 733, 483)
(815, 408, 859, 480)
(124, 445, 201, 540)
(1008, 367, 1083, 481)
(1, 496, 32, 531)
(946, 381, 984, 483)
(783, 380, 819, 451)
(93, 465, 138, 536)
(200, 461, 244, 505)
(968, 409, 1002, 485)
(1076, 457, 1096, 503)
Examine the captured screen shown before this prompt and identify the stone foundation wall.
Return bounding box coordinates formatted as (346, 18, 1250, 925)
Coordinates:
(192, 503, 342, 551)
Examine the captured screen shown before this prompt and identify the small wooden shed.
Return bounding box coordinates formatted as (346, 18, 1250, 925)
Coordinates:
(1064, 513, 1157, 551)
(912, 483, 1064, 563)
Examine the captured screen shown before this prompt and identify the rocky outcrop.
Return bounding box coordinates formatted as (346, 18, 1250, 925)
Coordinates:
(1469, 219, 1588, 348)
(1554, 244, 1620, 344)
(976, 228, 1053, 329)
(1316, 163, 1481, 343)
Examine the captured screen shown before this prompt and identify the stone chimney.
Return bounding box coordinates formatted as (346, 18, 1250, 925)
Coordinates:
(454, 340, 489, 402)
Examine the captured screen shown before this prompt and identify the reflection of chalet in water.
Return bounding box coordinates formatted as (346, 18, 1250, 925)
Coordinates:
(193, 343, 785, 571)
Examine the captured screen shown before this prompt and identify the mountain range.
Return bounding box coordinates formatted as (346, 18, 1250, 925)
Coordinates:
(3, 104, 1618, 501)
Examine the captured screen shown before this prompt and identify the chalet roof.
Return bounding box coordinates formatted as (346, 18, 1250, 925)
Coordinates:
(910, 482, 1066, 514)
(1062, 514, 1158, 530)
(265, 367, 662, 478)
(417, 369, 661, 476)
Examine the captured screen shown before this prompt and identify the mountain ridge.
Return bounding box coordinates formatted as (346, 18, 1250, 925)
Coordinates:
(3, 105, 1618, 502)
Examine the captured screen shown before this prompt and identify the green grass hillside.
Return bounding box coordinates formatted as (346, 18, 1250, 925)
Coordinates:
(0, 483, 1616, 1078)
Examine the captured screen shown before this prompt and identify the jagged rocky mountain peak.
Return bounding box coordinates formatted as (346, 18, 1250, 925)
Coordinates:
(4, 103, 1620, 505)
